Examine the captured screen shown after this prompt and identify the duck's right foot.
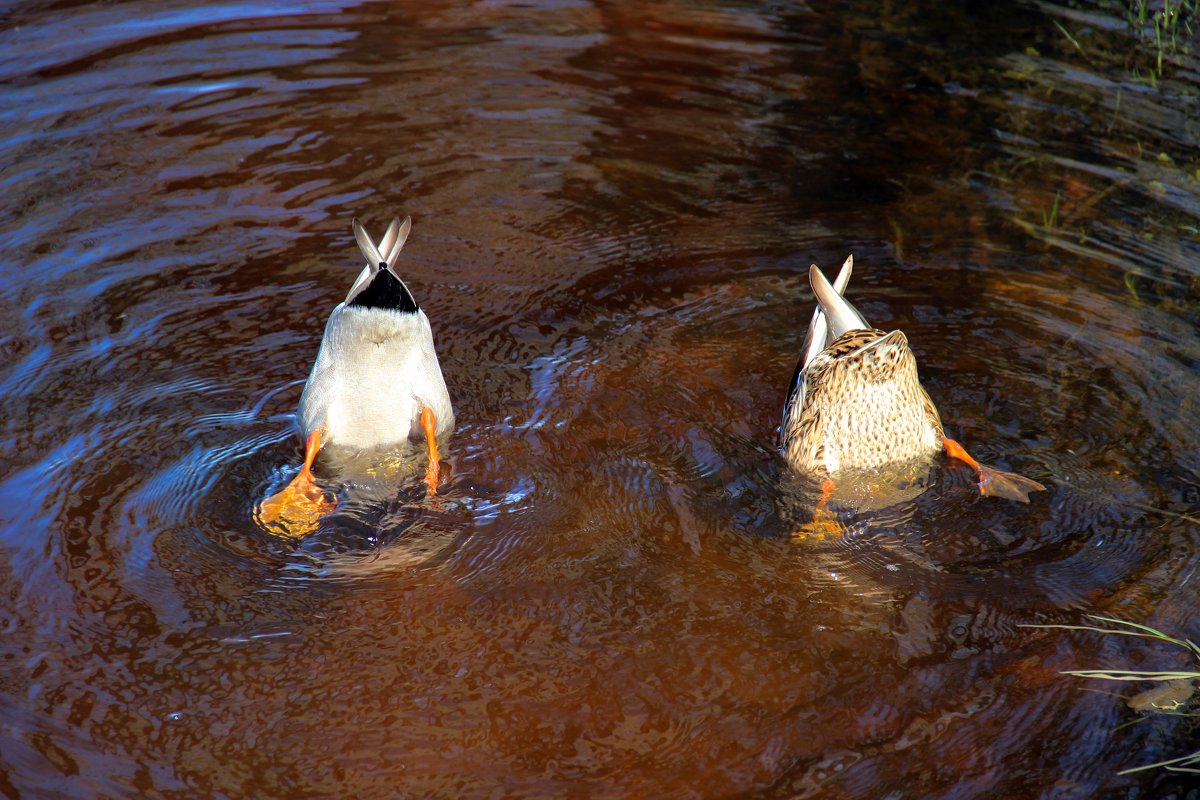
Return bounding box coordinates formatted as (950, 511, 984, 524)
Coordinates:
(255, 429, 335, 539)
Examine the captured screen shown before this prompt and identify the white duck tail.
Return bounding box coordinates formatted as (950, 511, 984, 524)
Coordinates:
(299, 217, 453, 450)
(258, 216, 455, 538)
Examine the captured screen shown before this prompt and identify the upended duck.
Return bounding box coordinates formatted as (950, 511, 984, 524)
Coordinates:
(781, 257, 1044, 505)
(257, 216, 454, 536)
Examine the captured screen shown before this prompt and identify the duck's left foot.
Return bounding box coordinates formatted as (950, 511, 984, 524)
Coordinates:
(792, 493, 848, 542)
(256, 469, 334, 539)
(420, 407, 442, 496)
(816, 478, 836, 512)
(256, 429, 335, 539)
(943, 437, 1045, 504)
(791, 518, 850, 542)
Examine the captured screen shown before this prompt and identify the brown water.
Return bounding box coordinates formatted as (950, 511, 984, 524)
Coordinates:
(2, 1, 1199, 797)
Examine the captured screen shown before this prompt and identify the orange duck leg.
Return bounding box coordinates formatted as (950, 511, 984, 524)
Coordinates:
(943, 437, 1045, 503)
(256, 429, 335, 539)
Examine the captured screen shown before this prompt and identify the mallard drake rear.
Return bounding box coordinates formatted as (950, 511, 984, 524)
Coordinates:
(258, 216, 453, 536)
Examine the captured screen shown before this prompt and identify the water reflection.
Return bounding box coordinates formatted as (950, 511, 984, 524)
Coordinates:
(1, 0, 1199, 796)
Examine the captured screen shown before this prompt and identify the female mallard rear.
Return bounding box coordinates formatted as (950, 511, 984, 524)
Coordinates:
(781, 258, 1044, 503)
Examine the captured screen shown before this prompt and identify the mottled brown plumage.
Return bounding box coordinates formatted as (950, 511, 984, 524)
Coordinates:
(783, 327, 943, 473)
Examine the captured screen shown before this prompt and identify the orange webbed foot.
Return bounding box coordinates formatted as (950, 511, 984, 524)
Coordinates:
(791, 479, 848, 542)
(943, 437, 1045, 504)
(974, 464, 1046, 504)
(256, 429, 335, 539)
(792, 518, 851, 542)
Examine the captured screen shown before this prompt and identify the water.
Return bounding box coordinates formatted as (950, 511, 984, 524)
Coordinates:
(2, 0, 1199, 797)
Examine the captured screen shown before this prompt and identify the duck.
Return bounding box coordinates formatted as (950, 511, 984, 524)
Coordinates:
(257, 216, 454, 536)
(781, 256, 1044, 505)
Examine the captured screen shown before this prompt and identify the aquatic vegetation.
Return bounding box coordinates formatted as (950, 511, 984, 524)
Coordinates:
(1128, 0, 1198, 77)
(1049, 0, 1197, 80)
(1027, 615, 1200, 774)
(990, 0, 1200, 325)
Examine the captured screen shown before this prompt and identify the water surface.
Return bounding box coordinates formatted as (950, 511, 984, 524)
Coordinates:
(2, 0, 1199, 797)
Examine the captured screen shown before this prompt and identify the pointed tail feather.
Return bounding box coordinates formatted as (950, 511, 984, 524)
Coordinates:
(381, 216, 412, 269)
(378, 217, 401, 263)
(809, 261, 870, 341)
(800, 255, 853, 370)
(352, 218, 386, 267)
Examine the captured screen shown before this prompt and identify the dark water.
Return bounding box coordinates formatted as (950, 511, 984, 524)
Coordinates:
(2, 0, 1199, 797)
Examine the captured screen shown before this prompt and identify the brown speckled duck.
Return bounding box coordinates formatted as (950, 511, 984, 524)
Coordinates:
(781, 257, 1044, 503)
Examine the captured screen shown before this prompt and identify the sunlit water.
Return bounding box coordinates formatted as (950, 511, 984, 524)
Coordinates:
(2, 1, 1199, 797)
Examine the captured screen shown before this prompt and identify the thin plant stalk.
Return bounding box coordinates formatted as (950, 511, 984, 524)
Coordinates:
(1022, 614, 1200, 775)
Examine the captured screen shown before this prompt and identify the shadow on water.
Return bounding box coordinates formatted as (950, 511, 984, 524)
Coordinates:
(1, 0, 1199, 797)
